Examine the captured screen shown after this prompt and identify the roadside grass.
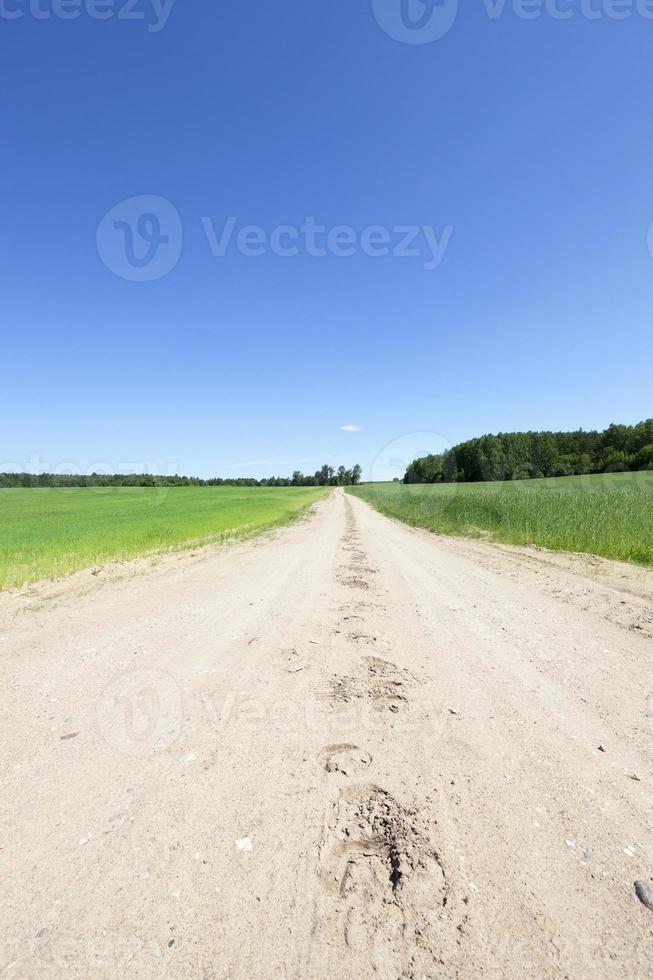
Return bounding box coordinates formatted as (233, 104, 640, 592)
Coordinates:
(347, 471, 653, 567)
(0, 485, 328, 589)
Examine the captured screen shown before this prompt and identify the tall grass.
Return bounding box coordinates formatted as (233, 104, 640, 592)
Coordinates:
(348, 471, 653, 566)
(0, 485, 327, 588)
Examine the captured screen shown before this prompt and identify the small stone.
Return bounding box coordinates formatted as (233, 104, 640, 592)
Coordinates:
(624, 847, 635, 857)
(168, 938, 175, 948)
(598, 745, 606, 753)
(634, 880, 653, 911)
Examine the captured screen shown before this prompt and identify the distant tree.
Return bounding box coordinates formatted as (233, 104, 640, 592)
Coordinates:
(442, 451, 458, 483)
(400, 419, 653, 485)
(314, 464, 334, 486)
(0, 462, 364, 490)
(635, 445, 653, 470)
(598, 447, 629, 472)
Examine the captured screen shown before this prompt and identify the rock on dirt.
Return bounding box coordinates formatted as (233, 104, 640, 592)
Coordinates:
(634, 879, 653, 912)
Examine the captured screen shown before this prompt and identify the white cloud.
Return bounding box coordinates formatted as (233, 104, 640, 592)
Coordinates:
(340, 424, 362, 432)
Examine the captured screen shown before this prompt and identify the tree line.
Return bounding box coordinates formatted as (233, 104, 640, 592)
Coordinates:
(0, 463, 362, 489)
(404, 420, 653, 484)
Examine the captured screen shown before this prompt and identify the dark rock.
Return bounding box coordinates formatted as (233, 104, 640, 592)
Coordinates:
(634, 879, 653, 911)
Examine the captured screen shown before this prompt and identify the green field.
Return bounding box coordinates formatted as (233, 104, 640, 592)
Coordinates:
(0, 485, 327, 589)
(348, 471, 653, 567)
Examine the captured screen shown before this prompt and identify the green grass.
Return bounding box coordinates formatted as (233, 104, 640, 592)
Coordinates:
(348, 471, 653, 567)
(0, 485, 328, 588)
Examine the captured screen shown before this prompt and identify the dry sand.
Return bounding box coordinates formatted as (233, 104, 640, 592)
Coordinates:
(1, 488, 652, 978)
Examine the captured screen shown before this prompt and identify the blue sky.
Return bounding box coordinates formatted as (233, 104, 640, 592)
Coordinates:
(2, 0, 652, 480)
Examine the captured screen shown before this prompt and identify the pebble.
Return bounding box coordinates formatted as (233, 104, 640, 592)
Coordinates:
(598, 745, 606, 753)
(235, 837, 253, 852)
(634, 880, 653, 911)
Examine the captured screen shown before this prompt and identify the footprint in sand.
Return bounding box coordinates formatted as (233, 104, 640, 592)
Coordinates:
(318, 743, 372, 776)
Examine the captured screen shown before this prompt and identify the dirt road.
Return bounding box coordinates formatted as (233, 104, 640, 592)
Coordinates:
(1, 489, 652, 978)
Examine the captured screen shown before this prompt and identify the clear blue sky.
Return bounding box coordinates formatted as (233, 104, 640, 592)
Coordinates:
(2, 1, 652, 480)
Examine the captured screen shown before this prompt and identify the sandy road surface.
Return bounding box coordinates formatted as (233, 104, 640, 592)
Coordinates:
(1, 489, 652, 978)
